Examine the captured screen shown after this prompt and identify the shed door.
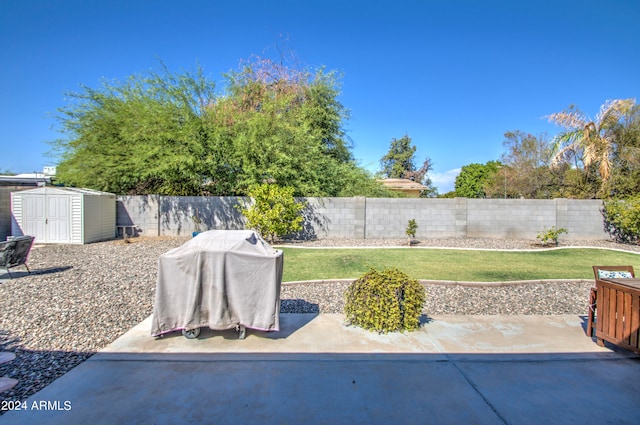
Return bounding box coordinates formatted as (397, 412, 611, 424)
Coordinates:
(47, 195, 70, 243)
(24, 195, 46, 242)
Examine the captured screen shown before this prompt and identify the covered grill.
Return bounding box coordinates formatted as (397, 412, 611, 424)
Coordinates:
(151, 230, 283, 338)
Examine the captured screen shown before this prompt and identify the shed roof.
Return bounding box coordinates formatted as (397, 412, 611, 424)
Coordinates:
(0, 174, 52, 186)
(377, 178, 428, 190)
(12, 187, 115, 197)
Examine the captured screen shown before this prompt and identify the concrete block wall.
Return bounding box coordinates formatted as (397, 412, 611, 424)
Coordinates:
(0, 187, 33, 240)
(117, 195, 160, 237)
(298, 197, 365, 239)
(0, 187, 12, 241)
(365, 198, 462, 239)
(2, 193, 611, 241)
(159, 196, 247, 236)
(466, 199, 558, 239)
(115, 196, 611, 240)
(117, 195, 248, 237)
(557, 199, 607, 239)
(0, 188, 13, 240)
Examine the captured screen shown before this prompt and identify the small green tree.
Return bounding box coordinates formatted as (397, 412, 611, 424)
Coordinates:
(406, 219, 418, 246)
(536, 226, 568, 246)
(237, 183, 305, 243)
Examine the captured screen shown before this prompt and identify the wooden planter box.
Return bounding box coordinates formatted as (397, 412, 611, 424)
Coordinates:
(595, 278, 640, 354)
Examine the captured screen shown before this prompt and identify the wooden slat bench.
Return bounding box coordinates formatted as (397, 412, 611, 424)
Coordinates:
(591, 266, 640, 354)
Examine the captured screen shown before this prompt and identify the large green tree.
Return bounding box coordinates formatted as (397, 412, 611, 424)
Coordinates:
(51, 57, 388, 197)
(454, 161, 501, 198)
(605, 104, 640, 198)
(52, 64, 218, 195)
(484, 131, 557, 199)
(212, 57, 359, 195)
(379, 134, 437, 196)
(546, 98, 635, 197)
(380, 135, 418, 179)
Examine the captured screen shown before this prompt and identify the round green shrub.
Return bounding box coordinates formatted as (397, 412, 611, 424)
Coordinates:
(344, 267, 426, 333)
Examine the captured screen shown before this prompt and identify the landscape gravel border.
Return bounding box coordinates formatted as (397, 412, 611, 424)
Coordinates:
(1, 236, 638, 409)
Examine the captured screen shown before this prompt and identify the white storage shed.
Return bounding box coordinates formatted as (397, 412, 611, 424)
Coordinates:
(11, 187, 116, 244)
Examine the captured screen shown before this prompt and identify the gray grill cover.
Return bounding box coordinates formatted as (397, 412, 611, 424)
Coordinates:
(151, 230, 283, 337)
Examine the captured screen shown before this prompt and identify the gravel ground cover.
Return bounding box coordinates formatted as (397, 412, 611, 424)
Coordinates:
(1, 235, 638, 408)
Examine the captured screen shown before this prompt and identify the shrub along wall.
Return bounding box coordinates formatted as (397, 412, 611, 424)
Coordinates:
(115, 196, 609, 240)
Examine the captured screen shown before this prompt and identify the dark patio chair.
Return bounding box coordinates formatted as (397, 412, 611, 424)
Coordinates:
(0, 352, 17, 393)
(0, 236, 35, 279)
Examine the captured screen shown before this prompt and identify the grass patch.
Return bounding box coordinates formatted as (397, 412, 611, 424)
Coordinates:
(279, 247, 640, 282)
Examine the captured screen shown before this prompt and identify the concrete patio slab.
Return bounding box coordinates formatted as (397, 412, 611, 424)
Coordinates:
(423, 314, 615, 356)
(104, 314, 445, 356)
(102, 313, 624, 358)
(1, 314, 639, 425)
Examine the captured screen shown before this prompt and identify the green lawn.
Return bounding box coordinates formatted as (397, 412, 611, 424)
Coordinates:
(279, 247, 640, 282)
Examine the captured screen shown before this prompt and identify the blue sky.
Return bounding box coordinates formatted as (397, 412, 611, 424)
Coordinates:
(1, 0, 639, 193)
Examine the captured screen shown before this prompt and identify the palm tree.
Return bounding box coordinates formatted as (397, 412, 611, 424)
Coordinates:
(546, 98, 635, 181)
